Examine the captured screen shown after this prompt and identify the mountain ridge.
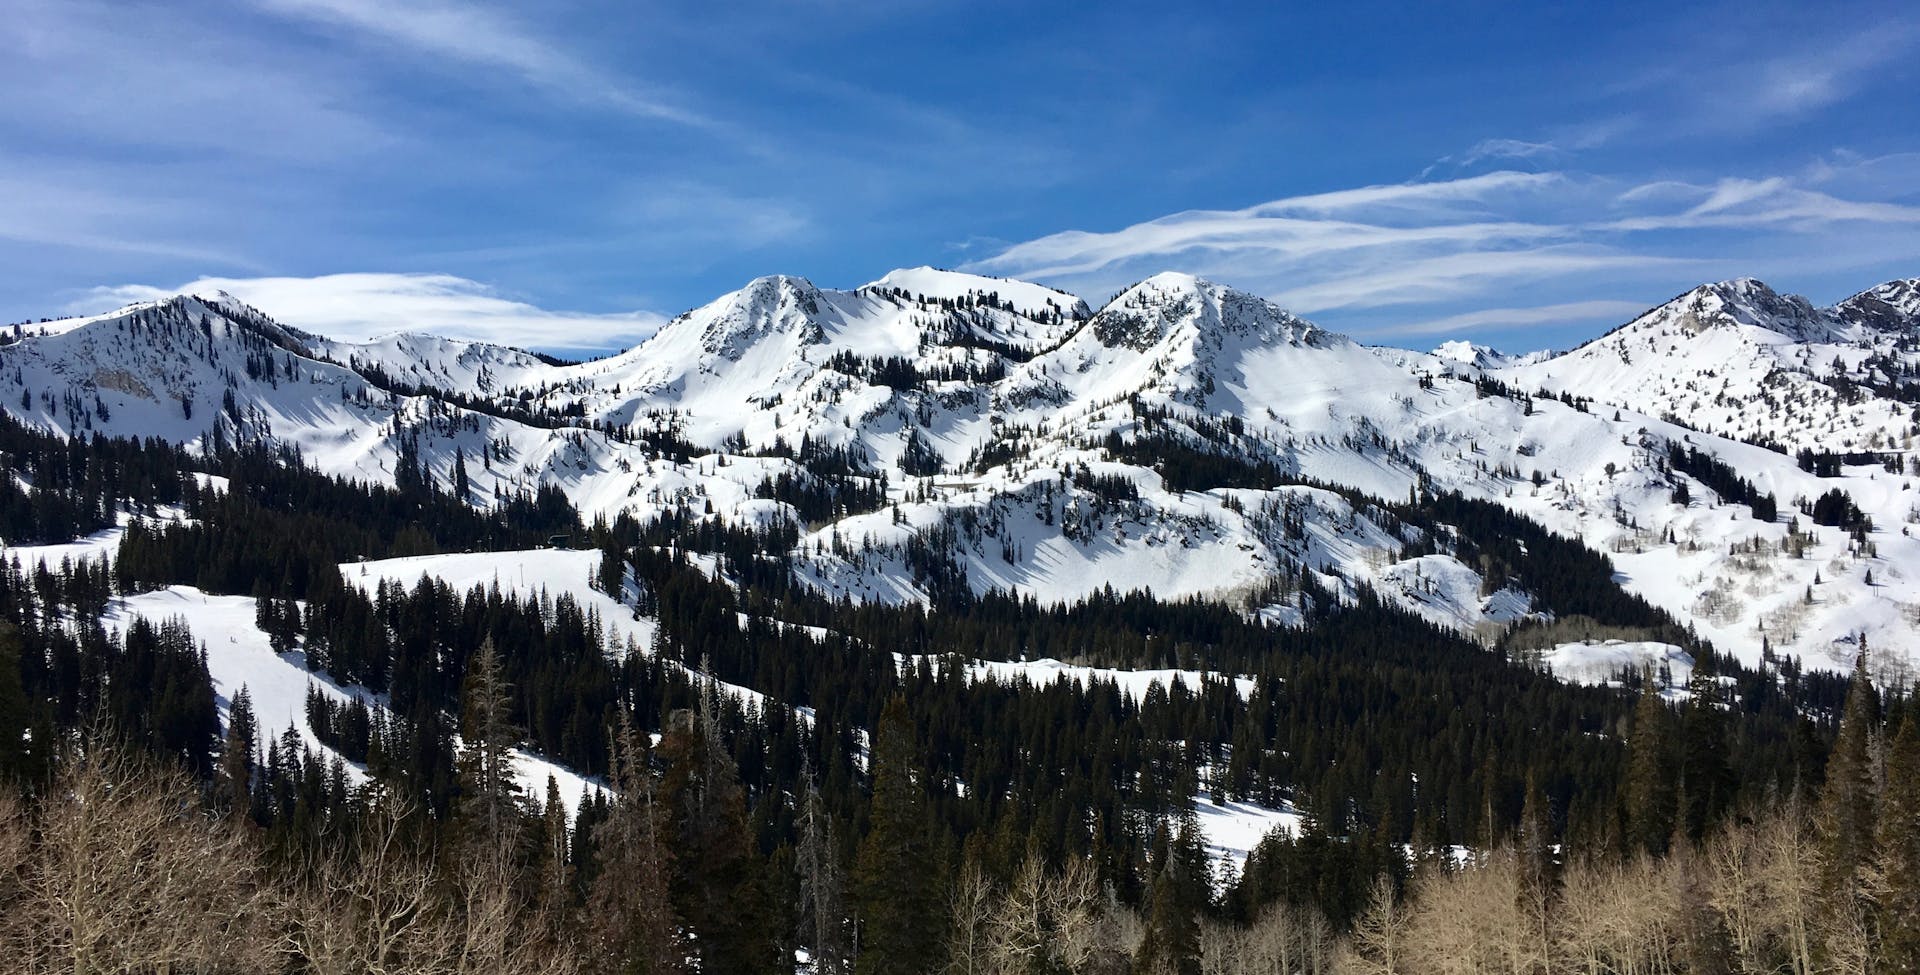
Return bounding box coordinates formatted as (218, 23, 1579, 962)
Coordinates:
(7, 268, 1920, 676)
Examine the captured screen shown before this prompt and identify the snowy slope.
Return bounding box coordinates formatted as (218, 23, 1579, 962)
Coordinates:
(1506, 278, 1918, 454)
(343, 548, 656, 652)
(107, 585, 602, 816)
(10, 268, 1920, 675)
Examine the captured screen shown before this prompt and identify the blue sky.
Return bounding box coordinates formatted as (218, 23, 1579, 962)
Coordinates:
(4, 0, 1918, 354)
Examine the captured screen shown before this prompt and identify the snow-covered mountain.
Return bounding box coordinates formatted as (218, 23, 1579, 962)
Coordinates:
(1507, 277, 1920, 454)
(9, 268, 1920, 678)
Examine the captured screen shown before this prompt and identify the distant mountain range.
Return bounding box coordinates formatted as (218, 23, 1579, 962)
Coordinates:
(9, 267, 1920, 675)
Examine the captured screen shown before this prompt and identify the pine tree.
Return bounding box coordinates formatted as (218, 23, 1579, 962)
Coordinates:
(853, 695, 942, 975)
(1135, 866, 1201, 975)
(1876, 703, 1920, 972)
(1624, 680, 1674, 855)
(453, 447, 471, 503)
(589, 712, 684, 975)
(659, 684, 779, 975)
(1515, 769, 1556, 964)
(219, 685, 258, 822)
(541, 774, 574, 908)
(1678, 657, 1733, 843)
(454, 635, 527, 868)
(0, 620, 32, 782)
(1817, 651, 1881, 905)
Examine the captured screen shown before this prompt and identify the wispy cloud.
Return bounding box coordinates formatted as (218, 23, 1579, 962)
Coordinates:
(73, 273, 665, 353)
(1422, 117, 1636, 180)
(1361, 299, 1652, 339)
(251, 0, 713, 128)
(971, 172, 1569, 285)
(1748, 27, 1917, 119)
(967, 165, 1920, 341)
(0, 169, 268, 270)
(1609, 22, 1920, 134)
(968, 171, 1591, 308)
(1458, 139, 1562, 168)
(1607, 177, 1920, 232)
(1271, 250, 1692, 314)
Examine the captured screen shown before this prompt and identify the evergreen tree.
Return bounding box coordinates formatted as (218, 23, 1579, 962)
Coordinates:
(1624, 681, 1674, 855)
(453, 447, 471, 503)
(0, 621, 31, 782)
(1817, 651, 1881, 905)
(1135, 866, 1201, 975)
(589, 713, 683, 975)
(1678, 657, 1733, 843)
(1516, 771, 1557, 968)
(541, 774, 573, 908)
(455, 635, 528, 868)
(219, 685, 258, 822)
(853, 695, 942, 975)
(1877, 704, 1920, 972)
(658, 686, 780, 975)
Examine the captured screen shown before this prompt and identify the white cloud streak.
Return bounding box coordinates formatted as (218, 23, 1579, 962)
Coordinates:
(0, 170, 269, 270)
(251, 0, 714, 128)
(73, 273, 665, 353)
(968, 168, 1920, 325)
(1362, 300, 1652, 339)
(972, 172, 1569, 287)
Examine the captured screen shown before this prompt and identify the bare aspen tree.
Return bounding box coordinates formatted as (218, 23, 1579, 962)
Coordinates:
(1821, 900, 1875, 975)
(1753, 804, 1818, 975)
(1701, 819, 1770, 974)
(10, 739, 276, 975)
(0, 791, 36, 966)
(1552, 856, 1617, 975)
(965, 855, 1130, 975)
(944, 859, 995, 975)
(1197, 918, 1244, 975)
(1207, 903, 1335, 975)
(1260, 901, 1335, 975)
(1341, 874, 1409, 975)
(291, 794, 463, 975)
(1048, 857, 1124, 974)
(985, 856, 1052, 974)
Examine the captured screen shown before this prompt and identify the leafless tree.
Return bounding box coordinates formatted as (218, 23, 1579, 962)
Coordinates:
(1340, 874, 1410, 975)
(4, 738, 278, 974)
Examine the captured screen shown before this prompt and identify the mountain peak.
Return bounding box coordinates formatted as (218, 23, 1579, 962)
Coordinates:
(1834, 277, 1920, 333)
(1091, 274, 1321, 352)
(1692, 277, 1832, 339)
(1139, 269, 1211, 289)
(649, 274, 830, 363)
(1594, 277, 1836, 345)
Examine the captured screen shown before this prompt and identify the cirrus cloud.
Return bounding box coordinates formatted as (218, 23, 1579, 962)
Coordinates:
(965, 164, 1920, 346)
